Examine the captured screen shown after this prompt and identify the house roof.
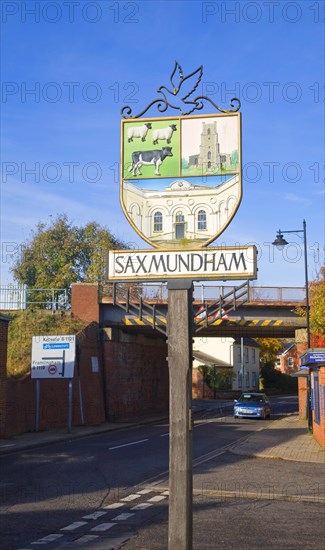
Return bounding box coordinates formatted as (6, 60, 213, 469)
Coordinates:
(277, 342, 296, 356)
(193, 350, 232, 369)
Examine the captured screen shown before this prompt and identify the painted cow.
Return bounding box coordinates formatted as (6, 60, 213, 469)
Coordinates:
(128, 147, 173, 176)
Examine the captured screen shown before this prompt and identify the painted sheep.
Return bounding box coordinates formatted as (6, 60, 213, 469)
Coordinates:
(152, 124, 177, 145)
(127, 123, 152, 143)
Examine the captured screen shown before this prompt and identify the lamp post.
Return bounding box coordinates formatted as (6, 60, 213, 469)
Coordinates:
(272, 219, 312, 431)
(272, 219, 310, 347)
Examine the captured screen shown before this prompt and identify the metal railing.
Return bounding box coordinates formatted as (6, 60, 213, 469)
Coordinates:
(100, 283, 306, 304)
(0, 283, 306, 311)
(0, 286, 69, 310)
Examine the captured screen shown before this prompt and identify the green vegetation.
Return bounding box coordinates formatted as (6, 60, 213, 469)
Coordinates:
(307, 267, 325, 339)
(260, 362, 298, 393)
(199, 365, 235, 391)
(4, 309, 86, 378)
(11, 214, 125, 305)
(255, 338, 282, 366)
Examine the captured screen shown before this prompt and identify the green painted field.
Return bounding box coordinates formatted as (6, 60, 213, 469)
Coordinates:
(123, 119, 180, 179)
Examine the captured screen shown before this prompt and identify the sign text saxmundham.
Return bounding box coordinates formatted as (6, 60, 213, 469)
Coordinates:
(108, 246, 257, 282)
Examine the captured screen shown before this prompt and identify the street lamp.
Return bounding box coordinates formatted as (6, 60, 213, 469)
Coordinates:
(272, 219, 310, 347)
(273, 219, 312, 432)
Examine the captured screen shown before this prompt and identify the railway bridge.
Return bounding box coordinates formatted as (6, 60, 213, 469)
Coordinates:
(72, 282, 307, 340)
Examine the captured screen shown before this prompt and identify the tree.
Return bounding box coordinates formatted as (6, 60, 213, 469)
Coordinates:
(309, 267, 325, 339)
(11, 214, 126, 305)
(255, 338, 282, 366)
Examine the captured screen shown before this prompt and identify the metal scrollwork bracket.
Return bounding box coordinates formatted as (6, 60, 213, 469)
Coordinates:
(121, 61, 241, 119)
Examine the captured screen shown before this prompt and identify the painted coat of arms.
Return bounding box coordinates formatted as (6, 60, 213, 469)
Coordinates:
(120, 63, 242, 249)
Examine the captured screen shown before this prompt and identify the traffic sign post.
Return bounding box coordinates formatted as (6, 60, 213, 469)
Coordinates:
(31, 335, 76, 432)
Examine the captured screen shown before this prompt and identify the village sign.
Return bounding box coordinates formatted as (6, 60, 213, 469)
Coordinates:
(108, 62, 256, 281)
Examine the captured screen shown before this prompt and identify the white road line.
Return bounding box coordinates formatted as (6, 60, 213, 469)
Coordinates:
(147, 495, 166, 503)
(137, 489, 153, 495)
(90, 523, 116, 532)
(61, 521, 88, 531)
(104, 502, 125, 509)
(82, 511, 107, 520)
(31, 534, 63, 544)
(160, 433, 169, 437)
(112, 512, 135, 521)
(109, 438, 148, 450)
(131, 503, 153, 511)
(121, 493, 142, 502)
(73, 535, 99, 543)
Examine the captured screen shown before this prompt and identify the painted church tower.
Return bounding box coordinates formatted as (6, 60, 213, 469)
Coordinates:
(198, 121, 221, 170)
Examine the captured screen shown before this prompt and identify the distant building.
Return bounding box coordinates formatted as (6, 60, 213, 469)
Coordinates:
(193, 336, 260, 391)
(275, 341, 299, 374)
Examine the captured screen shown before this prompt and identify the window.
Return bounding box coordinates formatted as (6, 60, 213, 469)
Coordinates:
(287, 357, 294, 367)
(276, 358, 281, 367)
(252, 348, 256, 364)
(207, 161, 211, 169)
(176, 212, 185, 223)
(207, 151, 211, 160)
(207, 128, 210, 135)
(153, 211, 163, 232)
(238, 373, 243, 389)
(237, 346, 241, 362)
(252, 372, 258, 388)
(244, 347, 249, 363)
(246, 372, 250, 388)
(198, 210, 207, 230)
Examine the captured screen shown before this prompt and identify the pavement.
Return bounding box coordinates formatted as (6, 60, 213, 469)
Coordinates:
(0, 408, 323, 463)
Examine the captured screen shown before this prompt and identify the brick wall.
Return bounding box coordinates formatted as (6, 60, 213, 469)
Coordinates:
(71, 284, 100, 323)
(1, 322, 106, 438)
(298, 376, 308, 419)
(102, 329, 169, 421)
(0, 316, 10, 436)
(1, 323, 170, 437)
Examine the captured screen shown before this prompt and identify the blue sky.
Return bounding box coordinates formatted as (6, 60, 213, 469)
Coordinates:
(1, 0, 324, 288)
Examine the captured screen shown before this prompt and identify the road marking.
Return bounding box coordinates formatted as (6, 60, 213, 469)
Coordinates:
(61, 521, 88, 531)
(137, 489, 152, 495)
(109, 438, 148, 450)
(73, 535, 99, 544)
(160, 433, 169, 437)
(112, 512, 135, 521)
(90, 523, 116, 532)
(82, 510, 107, 520)
(121, 493, 142, 502)
(104, 502, 125, 509)
(131, 502, 153, 511)
(147, 495, 166, 503)
(31, 534, 63, 544)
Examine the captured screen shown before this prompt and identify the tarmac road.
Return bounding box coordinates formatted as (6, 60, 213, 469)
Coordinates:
(0, 395, 324, 549)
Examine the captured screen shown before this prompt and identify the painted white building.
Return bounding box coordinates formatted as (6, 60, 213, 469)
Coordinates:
(123, 175, 239, 246)
(193, 336, 260, 391)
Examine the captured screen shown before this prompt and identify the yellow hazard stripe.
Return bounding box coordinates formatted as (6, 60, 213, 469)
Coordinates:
(123, 315, 167, 326)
